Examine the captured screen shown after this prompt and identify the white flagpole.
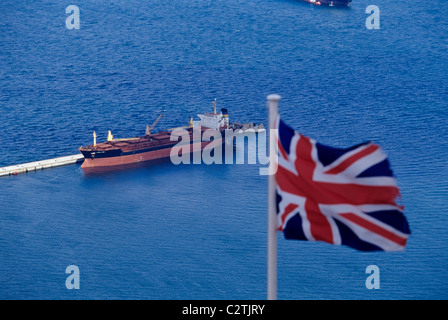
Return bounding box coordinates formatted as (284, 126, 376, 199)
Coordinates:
(266, 94, 281, 300)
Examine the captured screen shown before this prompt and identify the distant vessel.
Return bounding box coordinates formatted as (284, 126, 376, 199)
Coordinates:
(79, 100, 230, 169)
(304, 0, 352, 6)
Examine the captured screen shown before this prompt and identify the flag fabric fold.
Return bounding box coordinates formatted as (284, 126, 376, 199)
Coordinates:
(275, 117, 410, 251)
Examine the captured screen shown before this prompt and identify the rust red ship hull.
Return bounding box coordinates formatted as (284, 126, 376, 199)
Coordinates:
(80, 141, 211, 169)
(79, 127, 223, 169)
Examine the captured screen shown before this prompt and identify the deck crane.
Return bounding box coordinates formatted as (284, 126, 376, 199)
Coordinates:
(145, 111, 164, 136)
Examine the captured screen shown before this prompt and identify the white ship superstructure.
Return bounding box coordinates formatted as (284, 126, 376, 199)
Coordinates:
(194, 99, 229, 130)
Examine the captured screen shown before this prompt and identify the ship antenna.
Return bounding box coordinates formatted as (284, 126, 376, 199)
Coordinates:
(213, 98, 217, 115)
(93, 131, 97, 147)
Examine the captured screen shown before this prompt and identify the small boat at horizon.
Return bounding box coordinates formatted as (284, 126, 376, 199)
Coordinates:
(304, 0, 352, 6)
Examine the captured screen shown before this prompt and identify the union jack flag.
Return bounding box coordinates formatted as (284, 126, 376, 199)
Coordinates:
(275, 117, 410, 251)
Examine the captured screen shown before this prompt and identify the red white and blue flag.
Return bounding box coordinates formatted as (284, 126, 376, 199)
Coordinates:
(275, 117, 410, 251)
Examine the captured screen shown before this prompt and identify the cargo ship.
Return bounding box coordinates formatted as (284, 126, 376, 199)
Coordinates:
(79, 100, 231, 169)
(304, 0, 352, 6)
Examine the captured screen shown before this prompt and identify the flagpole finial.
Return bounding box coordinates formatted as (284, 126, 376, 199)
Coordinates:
(267, 94, 281, 104)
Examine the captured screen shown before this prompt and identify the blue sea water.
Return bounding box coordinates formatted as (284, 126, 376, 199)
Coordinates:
(0, 0, 447, 299)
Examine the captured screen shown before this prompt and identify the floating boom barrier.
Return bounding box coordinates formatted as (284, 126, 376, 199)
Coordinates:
(0, 154, 84, 177)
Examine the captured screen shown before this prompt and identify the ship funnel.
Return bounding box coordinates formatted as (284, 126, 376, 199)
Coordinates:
(221, 108, 228, 117)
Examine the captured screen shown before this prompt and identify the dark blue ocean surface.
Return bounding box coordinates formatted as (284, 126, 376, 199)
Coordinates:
(0, 0, 447, 299)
